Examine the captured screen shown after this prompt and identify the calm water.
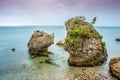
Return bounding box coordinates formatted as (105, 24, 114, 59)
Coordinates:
(0, 26, 120, 80)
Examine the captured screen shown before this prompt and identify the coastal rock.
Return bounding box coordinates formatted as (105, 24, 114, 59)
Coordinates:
(56, 39, 65, 45)
(28, 30, 54, 55)
(109, 57, 120, 79)
(11, 48, 16, 52)
(64, 17, 107, 66)
(116, 38, 120, 41)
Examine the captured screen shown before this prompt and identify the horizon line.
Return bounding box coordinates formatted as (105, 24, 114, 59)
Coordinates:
(0, 25, 120, 27)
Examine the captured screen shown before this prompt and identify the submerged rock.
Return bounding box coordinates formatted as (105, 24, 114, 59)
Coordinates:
(56, 39, 65, 45)
(45, 60, 60, 67)
(64, 17, 107, 66)
(11, 48, 16, 52)
(28, 30, 54, 55)
(109, 57, 120, 79)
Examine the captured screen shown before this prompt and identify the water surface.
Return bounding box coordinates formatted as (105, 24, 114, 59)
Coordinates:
(0, 26, 120, 80)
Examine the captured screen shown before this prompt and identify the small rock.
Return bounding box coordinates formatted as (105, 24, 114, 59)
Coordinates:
(109, 57, 120, 79)
(56, 39, 65, 45)
(116, 38, 120, 41)
(11, 48, 16, 52)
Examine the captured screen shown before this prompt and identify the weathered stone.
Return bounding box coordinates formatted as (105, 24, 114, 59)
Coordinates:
(28, 30, 54, 55)
(64, 17, 107, 66)
(109, 57, 120, 79)
(66, 67, 115, 80)
(56, 39, 65, 45)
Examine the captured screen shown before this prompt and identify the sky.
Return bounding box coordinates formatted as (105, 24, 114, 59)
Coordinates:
(0, 0, 120, 26)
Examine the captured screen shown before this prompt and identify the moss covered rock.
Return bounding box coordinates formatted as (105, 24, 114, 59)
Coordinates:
(64, 17, 107, 66)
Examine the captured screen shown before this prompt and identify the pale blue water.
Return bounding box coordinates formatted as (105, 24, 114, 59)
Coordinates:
(0, 26, 120, 80)
(95, 27, 120, 61)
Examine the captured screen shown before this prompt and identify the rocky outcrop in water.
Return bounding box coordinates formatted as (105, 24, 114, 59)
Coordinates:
(116, 38, 120, 41)
(28, 30, 54, 55)
(64, 17, 107, 66)
(11, 48, 16, 52)
(56, 39, 65, 45)
(109, 57, 120, 79)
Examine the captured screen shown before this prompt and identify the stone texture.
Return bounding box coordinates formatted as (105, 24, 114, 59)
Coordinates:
(64, 17, 107, 66)
(109, 57, 120, 79)
(28, 30, 54, 55)
(65, 67, 116, 80)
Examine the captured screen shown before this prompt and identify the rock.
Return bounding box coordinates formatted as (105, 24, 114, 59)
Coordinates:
(66, 67, 114, 80)
(11, 48, 16, 52)
(45, 60, 60, 67)
(28, 30, 54, 55)
(56, 39, 65, 45)
(116, 38, 120, 41)
(109, 57, 120, 79)
(64, 17, 107, 66)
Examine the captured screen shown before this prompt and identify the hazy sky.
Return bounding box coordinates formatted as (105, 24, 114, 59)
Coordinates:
(0, 0, 120, 26)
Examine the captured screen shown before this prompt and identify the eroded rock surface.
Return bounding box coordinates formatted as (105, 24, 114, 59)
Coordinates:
(28, 30, 54, 55)
(109, 57, 120, 79)
(64, 17, 107, 66)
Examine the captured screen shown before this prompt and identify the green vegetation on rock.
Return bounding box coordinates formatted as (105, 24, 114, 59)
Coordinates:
(65, 16, 102, 47)
(64, 16, 107, 66)
(65, 37, 74, 46)
(102, 42, 106, 46)
(100, 35, 103, 39)
(91, 17, 97, 24)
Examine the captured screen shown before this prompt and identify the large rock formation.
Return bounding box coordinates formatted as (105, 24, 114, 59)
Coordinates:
(28, 30, 54, 55)
(109, 57, 120, 79)
(64, 17, 107, 66)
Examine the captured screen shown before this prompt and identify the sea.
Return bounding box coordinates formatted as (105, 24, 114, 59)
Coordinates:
(0, 26, 120, 80)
